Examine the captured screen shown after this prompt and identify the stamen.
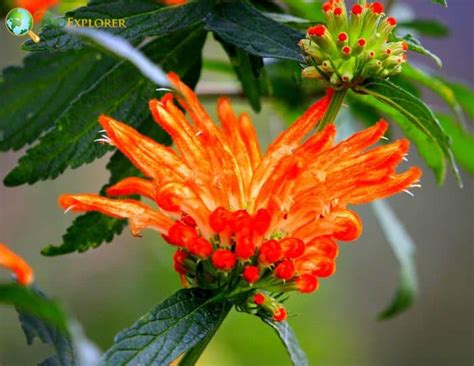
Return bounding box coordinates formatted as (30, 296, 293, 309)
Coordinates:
(403, 189, 415, 197)
(381, 136, 389, 140)
(63, 205, 76, 214)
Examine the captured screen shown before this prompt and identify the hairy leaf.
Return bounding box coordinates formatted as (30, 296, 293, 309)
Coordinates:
(103, 289, 230, 366)
(437, 113, 474, 175)
(205, 1, 304, 62)
(261, 318, 308, 366)
(4, 27, 206, 187)
(351, 92, 446, 183)
(398, 19, 449, 38)
(357, 79, 460, 185)
(0, 50, 114, 151)
(24, 1, 208, 52)
(372, 201, 417, 320)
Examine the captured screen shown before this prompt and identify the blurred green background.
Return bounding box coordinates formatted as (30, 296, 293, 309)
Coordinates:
(0, 1, 473, 365)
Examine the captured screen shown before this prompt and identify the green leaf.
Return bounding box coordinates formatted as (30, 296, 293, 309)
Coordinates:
(263, 12, 314, 31)
(401, 64, 463, 124)
(398, 19, 449, 38)
(24, 1, 208, 52)
(350, 92, 446, 183)
(432, 0, 447, 6)
(41, 120, 171, 256)
(0, 50, 115, 151)
(4, 26, 206, 187)
(437, 113, 474, 175)
(261, 318, 308, 366)
(441, 80, 474, 121)
(218, 39, 266, 112)
(0, 284, 68, 331)
(205, 1, 304, 62)
(372, 201, 417, 320)
(356, 79, 460, 185)
(397, 33, 443, 68)
(103, 289, 231, 366)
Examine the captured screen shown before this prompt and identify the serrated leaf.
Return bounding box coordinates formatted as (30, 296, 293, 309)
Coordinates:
(218, 39, 265, 112)
(372, 201, 417, 320)
(0, 284, 68, 331)
(398, 19, 449, 38)
(437, 113, 474, 175)
(4, 26, 206, 187)
(396, 33, 443, 68)
(205, 1, 304, 62)
(0, 50, 114, 152)
(350, 92, 446, 183)
(402, 64, 463, 124)
(42, 120, 171, 256)
(356, 79, 460, 185)
(24, 1, 208, 52)
(103, 289, 231, 366)
(261, 318, 308, 366)
(432, 0, 447, 6)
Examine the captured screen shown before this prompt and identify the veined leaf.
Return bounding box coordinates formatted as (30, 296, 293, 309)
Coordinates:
(41, 120, 171, 256)
(372, 201, 418, 320)
(356, 79, 460, 185)
(402, 64, 463, 124)
(103, 289, 231, 366)
(0, 50, 114, 152)
(350, 92, 446, 183)
(205, 1, 304, 62)
(437, 113, 474, 175)
(432, 0, 447, 6)
(261, 318, 308, 366)
(24, 1, 208, 52)
(4, 27, 206, 187)
(398, 19, 449, 38)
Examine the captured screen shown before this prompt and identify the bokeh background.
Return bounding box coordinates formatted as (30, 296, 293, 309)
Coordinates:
(0, 1, 472, 365)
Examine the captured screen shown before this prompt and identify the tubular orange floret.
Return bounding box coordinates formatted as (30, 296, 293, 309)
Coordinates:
(330, 209, 362, 241)
(275, 260, 295, 280)
(252, 208, 271, 235)
(253, 292, 265, 305)
(187, 237, 213, 259)
(306, 237, 339, 259)
(279, 237, 305, 259)
(0, 244, 34, 286)
(209, 207, 231, 233)
(258, 240, 283, 265)
(212, 249, 237, 271)
(173, 250, 188, 274)
(273, 307, 287, 322)
(243, 266, 260, 284)
(235, 234, 256, 260)
(296, 274, 319, 293)
(167, 222, 197, 246)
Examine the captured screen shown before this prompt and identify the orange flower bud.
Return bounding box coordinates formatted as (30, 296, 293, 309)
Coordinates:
(243, 266, 260, 284)
(212, 249, 237, 271)
(187, 237, 213, 259)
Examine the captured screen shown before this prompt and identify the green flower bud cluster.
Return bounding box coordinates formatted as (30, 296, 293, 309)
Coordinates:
(299, 0, 408, 88)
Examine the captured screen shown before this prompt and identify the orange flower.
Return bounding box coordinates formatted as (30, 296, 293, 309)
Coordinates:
(160, 0, 186, 5)
(59, 72, 421, 320)
(0, 243, 34, 285)
(16, 0, 58, 21)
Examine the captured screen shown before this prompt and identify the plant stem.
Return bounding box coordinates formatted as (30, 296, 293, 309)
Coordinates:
(178, 301, 233, 366)
(318, 88, 348, 131)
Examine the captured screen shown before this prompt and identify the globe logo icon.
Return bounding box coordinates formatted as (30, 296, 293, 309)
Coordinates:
(5, 7, 40, 43)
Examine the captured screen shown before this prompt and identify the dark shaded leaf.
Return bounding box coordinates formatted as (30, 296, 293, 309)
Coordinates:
(24, 1, 208, 52)
(431, 0, 447, 6)
(103, 289, 230, 366)
(437, 113, 474, 175)
(4, 27, 206, 187)
(0, 50, 114, 151)
(399, 19, 449, 38)
(356, 79, 460, 185)
(372, 201, 417, 320)
(205, 1, 304, 62)
(261, 318, 308, 366)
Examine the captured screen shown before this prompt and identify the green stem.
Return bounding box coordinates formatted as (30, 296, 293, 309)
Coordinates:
(318, 88, 348, 130)
(178, 301, 233, 366)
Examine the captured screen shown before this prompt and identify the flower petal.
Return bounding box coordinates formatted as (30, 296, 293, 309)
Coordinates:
(0, 244, 34, 285)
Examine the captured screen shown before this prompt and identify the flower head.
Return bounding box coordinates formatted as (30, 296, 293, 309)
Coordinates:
(300, 0, 407, 86)
(59, 72, 421, 321)
(0, 243, 34, 285)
